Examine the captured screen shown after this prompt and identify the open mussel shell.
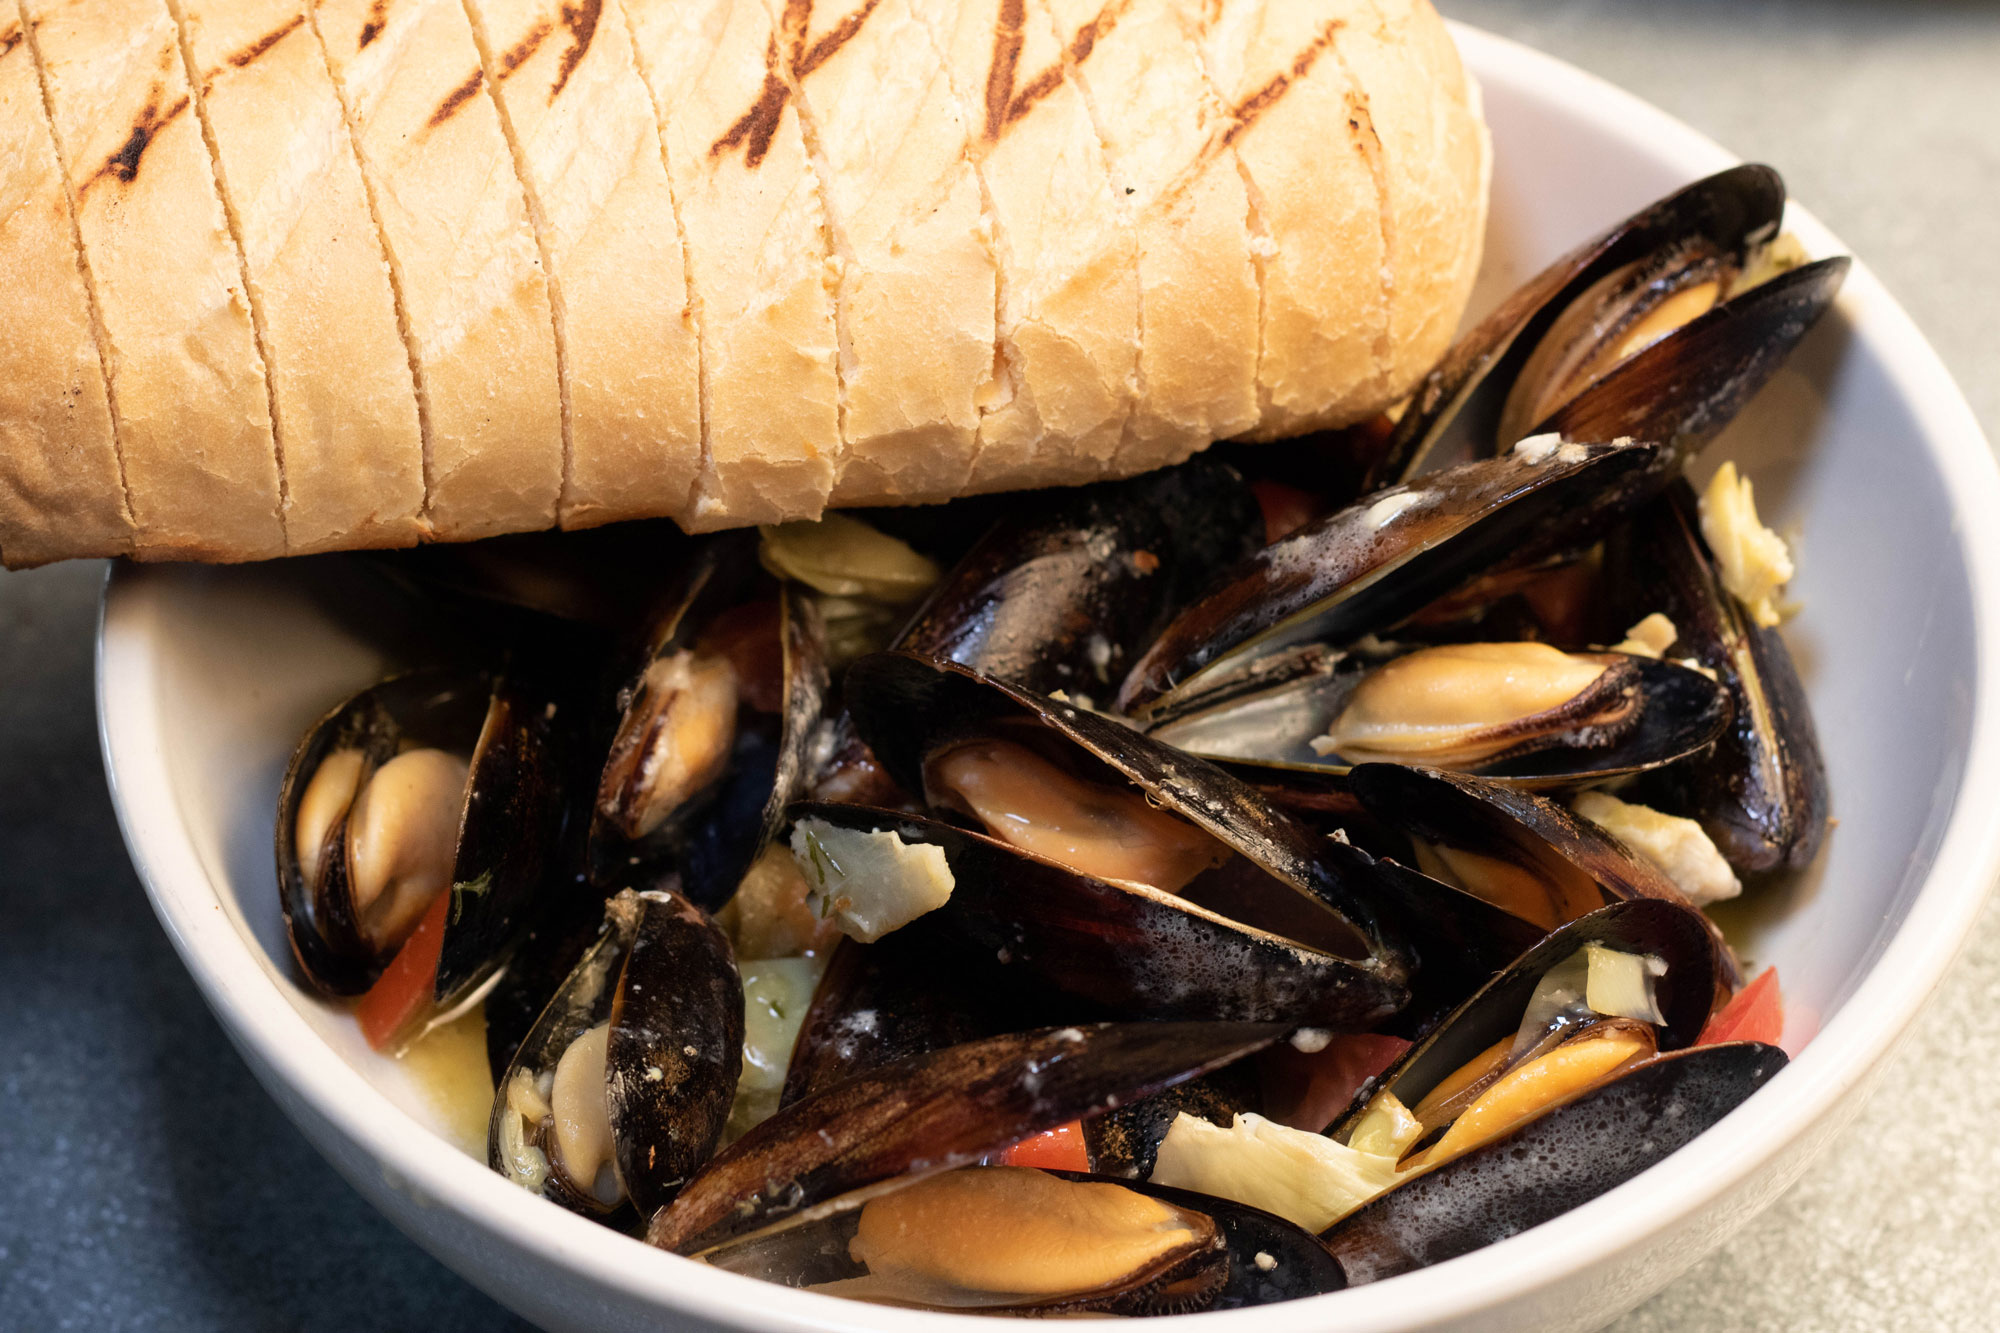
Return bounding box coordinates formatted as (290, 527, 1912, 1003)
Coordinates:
(1085, 1174, 1349, 1307)
(1146, 646, 1730, 791)
(1331, 898, 1719, 1142)
(1115, 441, 1673, 717)
(646, 1021, 1286, 1256)
(893, 457, 1263, 697)
(1320, 1041, 1786, 1284)
(788, 803, 1406, 1029)
(1346, 764, 1742, 987)
(275, 670, 561, 1002)
(489, 887, 743, 1224)
(590, 535, 829, 908)
(1083, 1065, 1261, 1181)
(1612, 484, 1829, 873)
(1370, 164, 1787, 486)
(844, 652, 1409, 981)
(1531, 257, 1850, 466)
(696, 1166, 1234, 1315)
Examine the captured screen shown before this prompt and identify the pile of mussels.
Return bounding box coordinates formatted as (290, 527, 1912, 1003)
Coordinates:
(274, 166, 1843, 1313)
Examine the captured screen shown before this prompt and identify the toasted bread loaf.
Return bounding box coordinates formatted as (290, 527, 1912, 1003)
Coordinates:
(173, 0, 426, 554)
(0, 16, 130, 565)
(315, 0, 563, 542)
(0, 0, 1485, 565)
(25, 0, 284, 561)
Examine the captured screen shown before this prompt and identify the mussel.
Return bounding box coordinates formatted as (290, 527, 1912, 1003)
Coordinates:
(1372, 165, 1844, 484)
(1610, 482, 1829, 872)
(276, 671, 563, 1034)
(490, 886, 743, 1223)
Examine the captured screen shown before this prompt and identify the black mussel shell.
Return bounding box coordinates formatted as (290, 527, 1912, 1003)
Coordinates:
(1612, 484, 1829, 873)
(1371, 165, 1787, 486)
(894, 458, 1262, 697)
(788, 803, 1406, 1029)
(843, 652, 1410, 981)
(696, 1168, 1232, 1314)
(1346, 764, 1743, 987)
(1332, 898, 1719, 1139)
(1115, 442, 1673, 717)
(1146, 645, 1730, 791)
(1083, 1064, 1262, 1182)
(489, 887, 743, 1223)
(1063, 1174, 1349, 1307)
(1536, 257, 1850, 468)
(1320, 1041, 1787, 1283)
(608, 888, 744, 1216)
(275, 670, 560, 1002)
(365, 520, 690, 628)
(646, 1022, 1285, 1255)
(781, 928, 1072, 1110)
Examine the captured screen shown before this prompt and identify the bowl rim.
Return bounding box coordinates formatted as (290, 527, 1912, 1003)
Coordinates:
(96, 20, 2000, 1333)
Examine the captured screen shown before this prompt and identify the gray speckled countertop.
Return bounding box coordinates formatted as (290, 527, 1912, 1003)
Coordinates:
(4, 3, 1998, 1329)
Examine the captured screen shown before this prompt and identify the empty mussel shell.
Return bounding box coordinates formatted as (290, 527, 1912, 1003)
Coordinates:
(1370, 164, 1787, 486)
(1320, 1041, 1786, 1283)
(1115, 441, 1674, 717)
(646, 1021, 1285, 1256)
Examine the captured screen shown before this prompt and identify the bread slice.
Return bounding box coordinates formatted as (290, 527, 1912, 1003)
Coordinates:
(790, 0, 996, 508)
(915, 0, 1139, 494)
(1045, 0, 1260, 476)
(174, 0, 424, 555)
(313, 0, 562, 542)
(625, 0, 839, 530)
(1203, 0, 1388, 441)
(462, 0, 701, 531)
(24, 0, 284, 560)
(1339, 0, 1486, 394)
(0, 18, 129, 567)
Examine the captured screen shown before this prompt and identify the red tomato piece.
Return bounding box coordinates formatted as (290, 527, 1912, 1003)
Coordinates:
(1261, 1032, 1413, 1134)
(999, 1121, 1091, 1173)
(355, 888, 449, 1051)
(1698, 966, 1784, 1048)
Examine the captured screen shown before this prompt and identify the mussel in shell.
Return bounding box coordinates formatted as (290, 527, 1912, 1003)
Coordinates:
(490, 887, 743, 1223)
(276, 670, 563, 1025)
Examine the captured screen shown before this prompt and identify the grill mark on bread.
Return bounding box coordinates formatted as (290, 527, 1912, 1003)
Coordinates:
(989, 0, 1127, 138)
(165, 0, 293, 548)
(0, 22, 20, 57)
(86, 86, 190, 190)
(428, 65, 483, 126)
(357, 0, 388, 46)
(710, 0, 879, 166)
(550, 0, 598, 98)
(226, 13, 303, 68)
(498, 18, 552, 77)
(1222, 19, 1338, 147)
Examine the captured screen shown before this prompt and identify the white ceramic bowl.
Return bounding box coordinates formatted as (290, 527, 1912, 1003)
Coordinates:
(98, 23, 2000, 1333)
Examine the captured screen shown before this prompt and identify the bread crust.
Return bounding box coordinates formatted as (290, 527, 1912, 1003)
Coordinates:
(1340, 0, 1486, 396)
(788, 0, 997, 508)
(314, 0, 564, 542)
(917, 0, 1140, 494)
(0, 17, 130, 567)
(176, 0, 425, 555)
(627, 0, 839, 530)
(25, 0, 284, 561)
(464, 0, 701, 531)
(1205, 0, 1389, 442)
(1047, 0, 1261, 475)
